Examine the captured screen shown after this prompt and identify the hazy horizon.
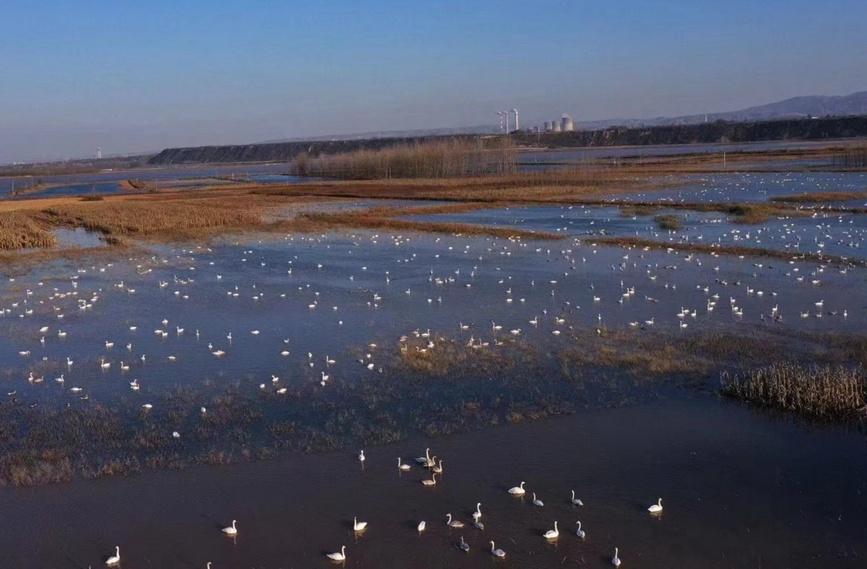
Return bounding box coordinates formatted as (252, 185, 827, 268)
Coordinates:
(2, 0, 866, 163)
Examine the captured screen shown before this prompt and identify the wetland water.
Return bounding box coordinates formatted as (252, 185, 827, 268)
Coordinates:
(2, 166, 867, 566)
(1, 396, 865, 568)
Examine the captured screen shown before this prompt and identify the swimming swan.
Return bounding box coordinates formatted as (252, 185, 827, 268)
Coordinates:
(543, 521, 559, 539)
(105, 546, 120, 566)
(571, 490, 584, 506)
(326, 546, 346, 561)
(222, 520, 237, 536)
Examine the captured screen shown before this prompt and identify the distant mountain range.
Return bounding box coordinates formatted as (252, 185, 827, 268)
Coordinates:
(576, 90, 867, 130)
(261, 91, 867, 142)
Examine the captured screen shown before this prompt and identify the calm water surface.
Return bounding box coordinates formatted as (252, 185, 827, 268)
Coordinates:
(0, 397, 864, 568)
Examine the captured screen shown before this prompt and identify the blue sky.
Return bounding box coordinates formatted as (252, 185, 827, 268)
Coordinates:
(1, 0, 865, 163)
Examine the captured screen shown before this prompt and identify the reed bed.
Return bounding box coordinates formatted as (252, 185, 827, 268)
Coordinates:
(770, 191, 867, 203)
(276, 210, 564, 241)
(720, 364, 867, 420)
(592, 235, 867, 267)
(654, 214, 683, 231)
(40, 200, 260, 238)
(833, 145, 867, 168)
(0, 212, 57, 250)
(289, 139, 517, 179)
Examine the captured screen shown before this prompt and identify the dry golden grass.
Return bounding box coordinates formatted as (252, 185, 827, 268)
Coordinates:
(770, 191, 867, 203)
(290, 138, 517, 179)
(0, 211, 56, 250)
(591, 235, 867, 267)
(272, 211, 563, 241)
(38, 199, 260, 239)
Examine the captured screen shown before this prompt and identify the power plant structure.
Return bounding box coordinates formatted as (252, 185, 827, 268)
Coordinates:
(495, 109, 520, 133)
(544, 114, 574, 132)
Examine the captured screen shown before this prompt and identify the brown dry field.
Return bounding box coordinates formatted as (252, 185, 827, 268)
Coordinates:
(1, 147, 866, 259)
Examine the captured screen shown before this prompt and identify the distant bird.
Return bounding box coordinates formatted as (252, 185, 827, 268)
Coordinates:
(508, 481, 526, 495)
(532, 492, 544, 507)
(459, 536, 470, 552)
(612, 547, 621, 567)
(353, 517, 368, 532)
(648, 497, 663, 513)
(398, 458, 411, 471)
(358, 449, 365, 462)
(575, 521, 586, 538)
(417, 521, 426, 533)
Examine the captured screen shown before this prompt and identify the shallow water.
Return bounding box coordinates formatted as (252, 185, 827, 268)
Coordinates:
(1, 227, 865, 407)
(405, 204, 867, 260)
(1, 164, 867, 567)
(619, 172, 867, 204)
(0, 396, 864, 568)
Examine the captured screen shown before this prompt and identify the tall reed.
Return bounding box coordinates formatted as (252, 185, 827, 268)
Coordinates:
(289, 139, 517, 179)
(0, 212, 56, 250)
(720, 364, 866, 419)
(834, 145, 867, 168)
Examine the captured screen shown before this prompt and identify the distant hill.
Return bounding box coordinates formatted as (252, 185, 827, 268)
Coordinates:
(577, 91, 867, 130)
(258, 92, 867, 141)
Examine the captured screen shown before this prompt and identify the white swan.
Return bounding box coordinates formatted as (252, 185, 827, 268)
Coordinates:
(222, 519, 237, 536)
(472, 502, 482, 520)
(415, 448, 431, 465)
(353, 517, 367, 531)
(575, 521, 585, 538)
(543, 521, 559, 539)
(326, 545, 346, 561)
(490, 541, 506, 558)
(508, 481, 526, 495)
(432, 459, 443, 474)
(105, 546, 120, 566)
(459, 536, 470, 552)
(398, 457, 411, 471)
(446, 513, 464, 528)
(532, 492, 544, 507)
(612, 547, 621, 567)
(422, 473, 437, 486)
(358, 450, 365, 462)
(571, 490, 584, 506)
(417, 520, 426, 533)
(648, 497, 663, 513)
